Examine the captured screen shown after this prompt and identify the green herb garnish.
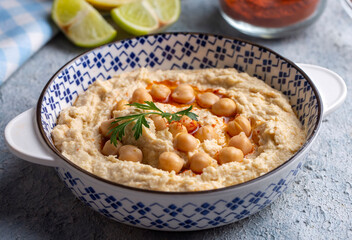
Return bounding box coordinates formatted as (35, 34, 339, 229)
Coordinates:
(109, 101, 198, 146)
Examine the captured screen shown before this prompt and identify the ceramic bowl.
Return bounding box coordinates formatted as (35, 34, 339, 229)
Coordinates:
(5, 33, 346, 231)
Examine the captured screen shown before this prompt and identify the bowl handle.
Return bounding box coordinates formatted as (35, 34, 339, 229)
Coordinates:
(4, 108, 58, 167)
(297, 63, 347, 117)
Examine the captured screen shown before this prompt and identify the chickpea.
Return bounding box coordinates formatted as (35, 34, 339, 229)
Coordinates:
(194, 125, 217, 142)
(174, 133, 198, 152)
(131, 88, 153, 104)
(169, 122, 188, 136)
(180, 115, 198, 133)
(101, 140, 122, 156)
(150, 114, 168, 131)
(196, 92, 220, 108)
(227, 120, 241, 137)
(211, 98, 237, 117)
(158, 152, 184, 173)
(150, 84, 171, 101)
(189, 152, 212, 173)
(171, 84, 195, 104)
(118, 145, 143, 162)
(235, 115, 251, 136)
(112, 99, 129, 111)
(228, 132, 253, 155)
(227, 115, 251, 137)
(99, 119, 117, 137)
(218, 147, 243, 164)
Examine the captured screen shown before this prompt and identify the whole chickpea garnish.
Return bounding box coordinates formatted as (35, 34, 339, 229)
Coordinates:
(189, 152, 212, 173)
(211, 98, 237, 117)
(119, 145, 143, 162)
(150, 114, 168, 131)
(228, 132, 253, 155)
(158, 152, 184, 173)
(218, 147, 243, 164)
(180, 115, 198, 133)
(112, 99, 129, 112)
(169, 122, 188, 136)
(227, 115, 251, 137)
(99, 119, 117, 137)
(150, 84, 171, 102)
(131, 88, 153, 104)
(171, 84, 195, 104)
(194, 125, 217, 142)
(101, 140, 122, 156)
(174, 133, 198, 152)
(196, 92, 220, 108)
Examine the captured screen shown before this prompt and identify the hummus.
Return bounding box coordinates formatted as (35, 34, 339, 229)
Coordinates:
(52, 68, 306, 191)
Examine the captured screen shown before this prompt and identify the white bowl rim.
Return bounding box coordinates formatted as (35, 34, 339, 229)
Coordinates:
(36, 32, 323, 195)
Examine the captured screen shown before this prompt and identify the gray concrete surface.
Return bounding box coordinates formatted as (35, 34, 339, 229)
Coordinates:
(1, 0, 351, 239)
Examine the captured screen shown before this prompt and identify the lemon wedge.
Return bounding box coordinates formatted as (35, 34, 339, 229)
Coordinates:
(85, 0, 138, 11)
(111, 0, 180, 36)
(52, 0, 117, 47)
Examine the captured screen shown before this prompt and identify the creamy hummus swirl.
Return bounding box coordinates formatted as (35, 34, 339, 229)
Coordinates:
(52, 68, 306, 191)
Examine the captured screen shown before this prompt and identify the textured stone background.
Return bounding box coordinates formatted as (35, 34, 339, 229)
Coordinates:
(0, 0, 351, 239)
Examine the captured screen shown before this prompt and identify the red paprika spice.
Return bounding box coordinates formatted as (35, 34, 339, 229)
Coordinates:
(220, 0, 320, 28)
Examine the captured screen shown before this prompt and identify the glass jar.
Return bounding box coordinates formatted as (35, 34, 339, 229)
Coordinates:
(219, 0, 327, 38)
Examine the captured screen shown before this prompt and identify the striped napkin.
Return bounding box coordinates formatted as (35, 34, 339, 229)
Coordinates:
(0, 0, 58, 85)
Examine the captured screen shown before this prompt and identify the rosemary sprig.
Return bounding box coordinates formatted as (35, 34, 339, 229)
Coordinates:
(109, 101, 198, 146)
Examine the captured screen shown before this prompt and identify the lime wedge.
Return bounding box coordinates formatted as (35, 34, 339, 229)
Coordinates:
(146, 0, 180, 24)
(111, 0, 180, 36)
(85, 0, 138, 11)
(52, 0, 117, 47)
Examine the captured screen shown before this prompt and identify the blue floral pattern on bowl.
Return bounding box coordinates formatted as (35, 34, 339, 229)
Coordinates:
(56, 162, 302, 230)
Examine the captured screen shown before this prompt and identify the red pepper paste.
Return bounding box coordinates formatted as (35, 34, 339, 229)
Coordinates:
(220, 0, 320, 28)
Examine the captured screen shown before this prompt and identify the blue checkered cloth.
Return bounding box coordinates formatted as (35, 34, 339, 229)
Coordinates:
(0, 0, 58, 85)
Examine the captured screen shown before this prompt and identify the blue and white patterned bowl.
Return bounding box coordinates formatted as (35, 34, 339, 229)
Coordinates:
(6, 33, 328, 231)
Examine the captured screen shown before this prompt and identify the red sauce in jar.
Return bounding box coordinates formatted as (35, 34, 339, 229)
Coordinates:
(220, 0, 320, 28)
